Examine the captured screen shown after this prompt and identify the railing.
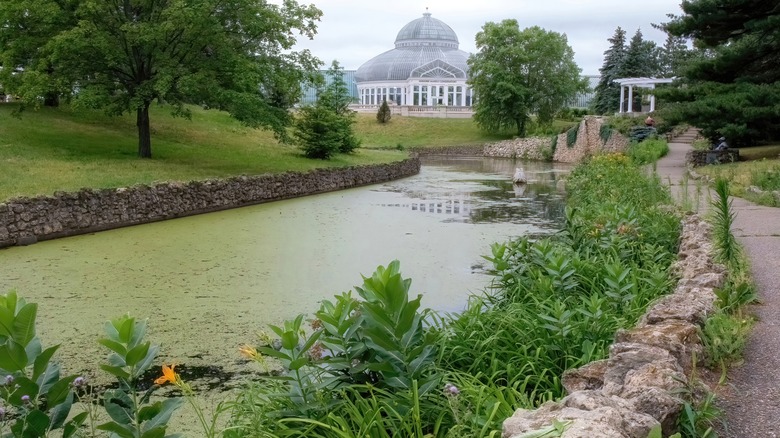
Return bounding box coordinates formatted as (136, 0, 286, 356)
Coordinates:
(348, 104, 474, 118)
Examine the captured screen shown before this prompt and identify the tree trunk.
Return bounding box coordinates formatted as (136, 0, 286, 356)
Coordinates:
(137, 103, 152, 158)
(43, 93, 59, 107)
(516, 117, 526, 137)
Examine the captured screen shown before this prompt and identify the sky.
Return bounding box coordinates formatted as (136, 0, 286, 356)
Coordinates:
(290, 0, 686, 75)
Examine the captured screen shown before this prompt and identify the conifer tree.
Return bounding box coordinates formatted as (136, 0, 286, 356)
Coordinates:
(591, 27, 627, 114)
(376, 100, 391, 123)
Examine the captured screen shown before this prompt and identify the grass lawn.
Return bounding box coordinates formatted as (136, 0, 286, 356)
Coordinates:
(355, 114, 516, 148)
(695, 144, 780, 207)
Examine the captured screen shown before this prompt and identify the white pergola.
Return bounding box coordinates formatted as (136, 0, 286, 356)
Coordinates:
(615, 77, 675, 113)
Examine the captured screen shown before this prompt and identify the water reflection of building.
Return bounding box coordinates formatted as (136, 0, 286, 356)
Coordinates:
(379, 196, 473, 217)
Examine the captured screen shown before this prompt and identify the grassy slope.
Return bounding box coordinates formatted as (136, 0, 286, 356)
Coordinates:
(695, 145, 780, 207)
(1, 104, 414, 200)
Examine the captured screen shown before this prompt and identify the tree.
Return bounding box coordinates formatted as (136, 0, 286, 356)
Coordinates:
(591, 27, 628, 114)
(0, 0, 76, 107)
(468, 21, 586, 137)
(1, 0, 322, 158)
(377, 99, 391, 123)
(294, 60, 359, 159)
(660, 0, 780, 145)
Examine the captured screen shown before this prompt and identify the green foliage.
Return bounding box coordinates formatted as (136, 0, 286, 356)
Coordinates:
(377, 100, 392, 124)
(751, 164, 780, 191)
(677, 392, 721, 438)
(0, 0, 322, 157)
(0, 291, 86, 437)
(599, 124, 613, 144)
(294, 61, 361, 159)
(227, 261, 442, 436)
(592, 27, 627, 115)
(627, 139, 670, 164)
(439, 153, 680, 404)
(661, 0, 780, 145)
(97, 315, 183, 438)
(711, 179, 737, 264)
(294, 105, 349, 159)
(565, 123, 579, 148)
(700, 312, 753, 369)
(468, 21, 587, 136)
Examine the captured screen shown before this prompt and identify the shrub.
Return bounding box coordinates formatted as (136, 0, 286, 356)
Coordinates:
(377, 100, 391, 124)
(627, 138, 670, 164)
(565, 123, 579, 148)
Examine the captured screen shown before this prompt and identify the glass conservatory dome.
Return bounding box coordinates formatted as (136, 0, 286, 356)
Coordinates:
(355, 12, 470, 84)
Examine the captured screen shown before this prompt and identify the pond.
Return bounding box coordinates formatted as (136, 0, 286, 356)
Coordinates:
(0, 156, 570, 382)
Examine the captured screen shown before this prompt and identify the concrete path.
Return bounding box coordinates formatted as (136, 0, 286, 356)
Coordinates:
(657, 136, 780, 437)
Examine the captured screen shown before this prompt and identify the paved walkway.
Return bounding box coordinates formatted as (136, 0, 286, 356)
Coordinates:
(657, 137, 780, 437)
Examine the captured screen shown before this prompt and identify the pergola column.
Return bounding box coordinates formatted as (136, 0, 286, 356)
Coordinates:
(627, 85, 634, 113)
(650, 95, 656, 112)
(619, 86, 625, 113)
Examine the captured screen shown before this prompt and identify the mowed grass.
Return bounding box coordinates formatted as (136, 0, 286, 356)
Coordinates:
(354, 113, 514, 148)
(0, 104, 410, 201)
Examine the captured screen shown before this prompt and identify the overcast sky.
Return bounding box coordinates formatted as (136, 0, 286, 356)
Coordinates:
(291, 0, 685, 75)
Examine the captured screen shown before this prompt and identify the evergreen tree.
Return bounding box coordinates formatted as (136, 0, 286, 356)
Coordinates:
(660, 0, 780, 145)
(294, 60, 360, 158)
(377, 100, 392, 123)
(619, 29, 661, 111)
(591, 27, 627, 114)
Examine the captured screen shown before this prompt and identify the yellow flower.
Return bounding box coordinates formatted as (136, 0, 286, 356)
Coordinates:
(155, 364, 178, 385)
(239, 345, 259, 360)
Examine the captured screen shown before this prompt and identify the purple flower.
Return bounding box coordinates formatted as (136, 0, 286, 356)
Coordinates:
(73, 376, 86, 388)
(3, 375, 12, 386)
(443, 383, 460, 396)
(21, 395, 30, 404)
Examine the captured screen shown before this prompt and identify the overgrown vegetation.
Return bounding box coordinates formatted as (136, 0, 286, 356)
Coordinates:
(695, 158, 780, 207)
(628, 138, 670, 165)
(677, 179, 758, 438)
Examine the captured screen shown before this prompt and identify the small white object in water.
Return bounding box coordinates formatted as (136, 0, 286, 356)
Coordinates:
(512, 167, 527, 184)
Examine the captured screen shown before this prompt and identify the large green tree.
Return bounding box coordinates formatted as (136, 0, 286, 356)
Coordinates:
(0, 0, 76, 106)
(468, 21, 586, 136)
(660, 0, 780, 145)
(591, 27, 628, 114)
(1, 0, 321, 158)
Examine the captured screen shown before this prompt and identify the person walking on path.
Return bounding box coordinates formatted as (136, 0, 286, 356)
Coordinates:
(657, 132, 780, 437)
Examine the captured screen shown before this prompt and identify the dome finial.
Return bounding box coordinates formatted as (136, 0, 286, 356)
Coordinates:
(423, 7, 431, 17)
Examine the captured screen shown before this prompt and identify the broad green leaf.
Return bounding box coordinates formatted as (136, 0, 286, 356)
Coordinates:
(36, 362, 62, 394)
(0, 306, 13, 338)
(129, 318, 148, 349)
(24, 337, 42, 366)
(280, 331, 298, 351)
(97, 421, 135, 438)
(126, 342, 151, 366)
(24, 409, 50, 436)
(133, 344, 159, 378)
(103, 390, 135, 425)
(100, 364, 130, 380)
(98, 338, 128, 356)
(12, 302, 37, 346)
(46, 375, 76, 406)
(0, 340, 28, 372)
(48, 390, 74, 430)
(9, 376, 39, 404)
(33, 345, 60, 381)
(118, 317, 135, 344)
(63, 412, 89, 438)
(141, 427, 167, 438)
(256, 346, 291, 361)
(288, 357, 308, 371)
(646, 425, 662, 438)
(138, 402, 162, 422)
(141, 398, 183, 432)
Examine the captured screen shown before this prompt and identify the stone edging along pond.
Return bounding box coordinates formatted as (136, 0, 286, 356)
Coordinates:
(0, 158, 421, 248)
(502, 214, 724, 438)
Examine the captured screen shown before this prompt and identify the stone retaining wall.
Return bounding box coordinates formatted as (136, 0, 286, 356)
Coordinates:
(686, 149, 740, 167)
(0, 158, 421, 248)
(483, 117, 630, 163)
(502, 214, 724, 438)
(411, 145, 484, 156)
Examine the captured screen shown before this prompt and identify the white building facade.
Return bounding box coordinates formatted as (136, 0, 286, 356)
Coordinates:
(355, 12, 473, 109)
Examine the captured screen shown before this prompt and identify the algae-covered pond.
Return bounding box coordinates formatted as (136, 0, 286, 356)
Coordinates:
(0, 156, 569, 382)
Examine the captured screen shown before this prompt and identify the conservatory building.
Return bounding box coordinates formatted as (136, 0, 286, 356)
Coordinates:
(355, 12, 473, 111)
